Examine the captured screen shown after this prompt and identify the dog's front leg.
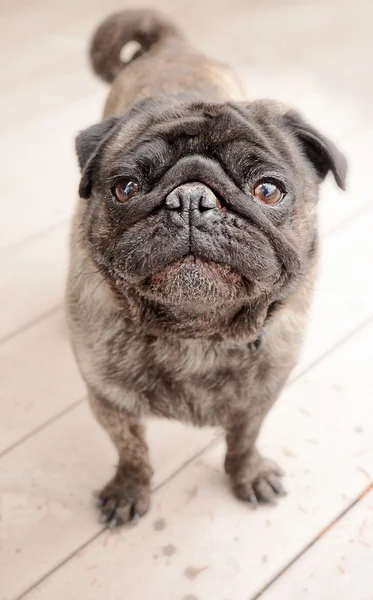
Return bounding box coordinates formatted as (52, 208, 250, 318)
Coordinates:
(89, 391, 152, 527)
(224, 404, 286, 507)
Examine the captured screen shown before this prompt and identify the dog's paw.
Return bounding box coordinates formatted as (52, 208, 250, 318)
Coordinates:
(230, 456, 286, 507)
(95, 477, 151, 528)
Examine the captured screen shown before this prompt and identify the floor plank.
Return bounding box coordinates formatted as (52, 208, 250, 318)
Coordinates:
(260, 490, 373, 600)
(0, 224, 68, 341)
(0, 92, 104, 249)
(18, 320, 373, 600)
(296, 206, 373, 373)
(0, 310, 84, 455)
(0, 406, 216, 600)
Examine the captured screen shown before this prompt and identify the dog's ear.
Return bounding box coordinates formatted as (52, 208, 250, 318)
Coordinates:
(75, 116, 121, 199)
(283, 110, 347, 190)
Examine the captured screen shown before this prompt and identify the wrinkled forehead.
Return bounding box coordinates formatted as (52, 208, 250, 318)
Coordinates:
(107, 100, 297, 168)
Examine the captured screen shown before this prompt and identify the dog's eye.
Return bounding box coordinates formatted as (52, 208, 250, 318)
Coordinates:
(114, 179, 140, 202)
(254, 181, 284, 205)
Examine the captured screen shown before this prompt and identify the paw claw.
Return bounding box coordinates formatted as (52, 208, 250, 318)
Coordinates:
(267, 473, 287, 497)
(130, 513, 140, 526)
(99, 513, 109, 524)
(108, 517, 118, 529)
(247, 487, 259, 508)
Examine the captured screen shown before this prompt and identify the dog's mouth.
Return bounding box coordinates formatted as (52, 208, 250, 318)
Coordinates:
(140, 254, 254, 307)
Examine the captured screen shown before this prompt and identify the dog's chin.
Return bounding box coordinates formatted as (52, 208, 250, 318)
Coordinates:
(140, 255, 252, 308)
(113, 256, 272, 340)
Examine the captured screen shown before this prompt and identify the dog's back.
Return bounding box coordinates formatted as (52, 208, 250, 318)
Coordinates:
(89, 9, 245, 117)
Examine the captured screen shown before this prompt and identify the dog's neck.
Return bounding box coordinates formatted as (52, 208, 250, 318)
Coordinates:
(119, 285, 271, 343)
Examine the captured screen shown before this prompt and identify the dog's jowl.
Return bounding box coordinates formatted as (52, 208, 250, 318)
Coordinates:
(66, 9, 347, 527)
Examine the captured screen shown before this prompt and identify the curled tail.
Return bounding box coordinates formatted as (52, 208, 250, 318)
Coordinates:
(89, 9, 183, 84)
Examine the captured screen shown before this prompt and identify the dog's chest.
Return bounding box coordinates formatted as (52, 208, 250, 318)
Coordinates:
(115, 337, 261, 425)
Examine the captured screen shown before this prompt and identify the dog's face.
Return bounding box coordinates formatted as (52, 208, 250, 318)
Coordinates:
(76, 98, 346, 339)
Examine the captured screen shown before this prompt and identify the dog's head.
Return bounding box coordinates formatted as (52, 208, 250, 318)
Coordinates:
(75, 98, 346, 339)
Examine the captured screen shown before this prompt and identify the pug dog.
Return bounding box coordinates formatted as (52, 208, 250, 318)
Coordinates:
(66, 9, 347, 527)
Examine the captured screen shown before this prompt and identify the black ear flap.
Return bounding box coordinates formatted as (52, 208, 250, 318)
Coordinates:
(75, 116, 121, 199)
(284, 110, 347, 190)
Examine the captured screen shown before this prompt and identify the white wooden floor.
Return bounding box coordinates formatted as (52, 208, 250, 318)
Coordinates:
(1, 1, 372, 599)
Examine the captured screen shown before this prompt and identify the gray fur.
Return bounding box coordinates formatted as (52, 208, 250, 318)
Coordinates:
(66, 9, 346, 525)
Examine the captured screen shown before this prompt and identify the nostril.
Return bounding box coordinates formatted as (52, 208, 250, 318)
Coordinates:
(165, 192, 182, 211)
(199, 194, 217, 212)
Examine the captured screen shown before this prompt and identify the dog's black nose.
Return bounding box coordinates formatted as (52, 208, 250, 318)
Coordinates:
(165, 182, 219, 214)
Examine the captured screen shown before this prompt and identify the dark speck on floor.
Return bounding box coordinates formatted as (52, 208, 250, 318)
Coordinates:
(153, 518, 167, 531)
(162, 543, 177, 556)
